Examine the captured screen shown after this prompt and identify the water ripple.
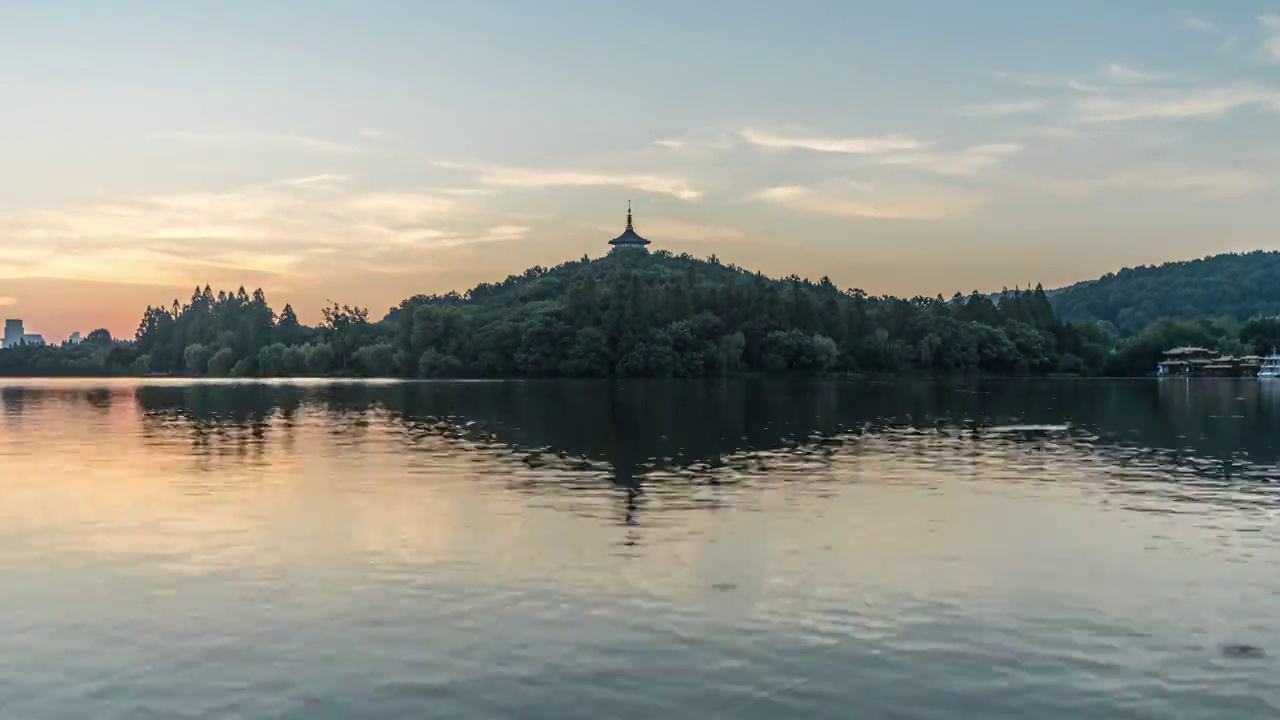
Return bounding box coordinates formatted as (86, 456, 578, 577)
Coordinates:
(0, 379, 1277, 718)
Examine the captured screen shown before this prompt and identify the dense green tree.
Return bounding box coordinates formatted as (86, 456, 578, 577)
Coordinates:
(1052, 251, 1280, 331)
(3, 250, 1128, 377)
(321, 302, 371, 370)
(86, 329, 113, 346)
(304, 343, 338, 375)
(258, 343, 288, 376)
(275, 303, 308, 346)
(282, 345, 309, 375)
(207, 347, 236, 377)
(419, 349, 463, 377)
(1105, 319, 1223, 376)
(183, 344, 213, 373)
(1239, 317, 1280, 355)
(352, 343, 397, 376)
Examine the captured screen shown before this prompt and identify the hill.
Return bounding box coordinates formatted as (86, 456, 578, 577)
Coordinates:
(0, 248, 1109, 378)
(1049, 251, 1280, 334)
(369, 249, 1105, 377)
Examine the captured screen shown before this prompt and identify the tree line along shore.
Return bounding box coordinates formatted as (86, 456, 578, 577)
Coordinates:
(4, 249, 1280, 379)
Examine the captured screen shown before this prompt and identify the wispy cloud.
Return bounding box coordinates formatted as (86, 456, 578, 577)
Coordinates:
(1182, 17, 1219, 34)
(0, 242, 301, 287)
(648, 129, 735, 152)
(1016, 126, 1085, 140)
(436, 187, 498, 197)
(147, 131, 228, 144)
(343, 192, 459, 224)
(739, 128, 929, 155)
(954, 99, 1047, 117)
(1105, 63, 1167, 83)
(0, 296, 16, 307)
(484, 224, 530, 240)
(751, 183, 987, 221)
(148, 130, 360, 154)
(1042, 166, 1272, 200)
(1074, 84, 1279, 123)
(280, 174, 351, 188)
(435, 161, 701, 201)
(1067, 80, 1103, 93)
(1260, 15, 1280, 62)
(287, 136, 360, 154)
(996, 71, 1099, 93)
(0, 180, 513, 286)
(359, 128, 387, 140)
(877, 143, 1023, 177)
(634, 218, 744, 242)
(430, 224, 531, 249)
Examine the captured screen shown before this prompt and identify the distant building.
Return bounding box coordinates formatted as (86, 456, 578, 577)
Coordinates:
(1156, 346, 1213, 376)
(3, 319, 23, 349)
(1157, 346, 1259, 377)
(2, 319, 47, 348)
(608, 201, 651, 252)
(68, 332, 82, 345)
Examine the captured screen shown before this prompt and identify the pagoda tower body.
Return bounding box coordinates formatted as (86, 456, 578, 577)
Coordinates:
(608, 202, 650, 252)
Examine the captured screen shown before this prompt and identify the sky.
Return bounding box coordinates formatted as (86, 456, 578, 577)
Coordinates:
(3, 0, 1280, 341)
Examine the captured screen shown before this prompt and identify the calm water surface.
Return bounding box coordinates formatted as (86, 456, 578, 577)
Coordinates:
(0, 378, 1277, 718)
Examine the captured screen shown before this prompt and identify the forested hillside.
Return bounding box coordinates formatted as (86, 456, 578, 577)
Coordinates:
(0, 249, 1108, 377)
(1050, 251, 1280, 333)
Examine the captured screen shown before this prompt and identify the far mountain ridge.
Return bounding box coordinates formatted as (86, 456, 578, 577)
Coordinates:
(1042, 250, 1280, 334)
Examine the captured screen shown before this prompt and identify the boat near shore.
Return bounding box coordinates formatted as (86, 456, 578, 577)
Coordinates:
(1258, 349, 1280, 379)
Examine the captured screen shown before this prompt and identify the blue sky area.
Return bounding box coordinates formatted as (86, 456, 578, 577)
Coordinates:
(2, 1, 1279, 337)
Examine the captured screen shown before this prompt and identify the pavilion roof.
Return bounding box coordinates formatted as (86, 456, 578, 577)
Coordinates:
(609, 202, 651, 246)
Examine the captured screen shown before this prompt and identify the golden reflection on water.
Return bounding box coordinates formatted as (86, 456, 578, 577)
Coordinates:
(1, 379, 1274, 616)
(2, 379, 1278, 719)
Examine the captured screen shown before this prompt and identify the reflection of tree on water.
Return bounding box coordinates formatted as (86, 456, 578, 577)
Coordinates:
(8, 378, 1280, 471)
(3, 387, 46, 420)
(134, 384, 300, 463)
(383, 378, 1280, 482)
(2, 386, 114, 426)
(1147, 379, 1280, 481)
(380, 380, 852, 529)
(8, 377, 1268, 528)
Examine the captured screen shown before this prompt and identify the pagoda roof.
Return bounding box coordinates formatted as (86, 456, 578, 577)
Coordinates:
(609, 227, 650, 246)
(609, 202, 651, 246)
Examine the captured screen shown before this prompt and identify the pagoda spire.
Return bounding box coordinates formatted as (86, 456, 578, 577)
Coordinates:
(608, 199, 651, 250)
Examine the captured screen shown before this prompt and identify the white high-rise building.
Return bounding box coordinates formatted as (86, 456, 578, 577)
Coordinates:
(2, 320, 46, 348)
(3, 319, 23, 349)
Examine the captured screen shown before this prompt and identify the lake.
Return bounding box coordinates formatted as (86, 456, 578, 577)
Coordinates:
(0, 378, 1277, 718)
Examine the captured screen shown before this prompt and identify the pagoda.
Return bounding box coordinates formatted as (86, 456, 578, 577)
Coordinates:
(608, 201, 651, 252)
